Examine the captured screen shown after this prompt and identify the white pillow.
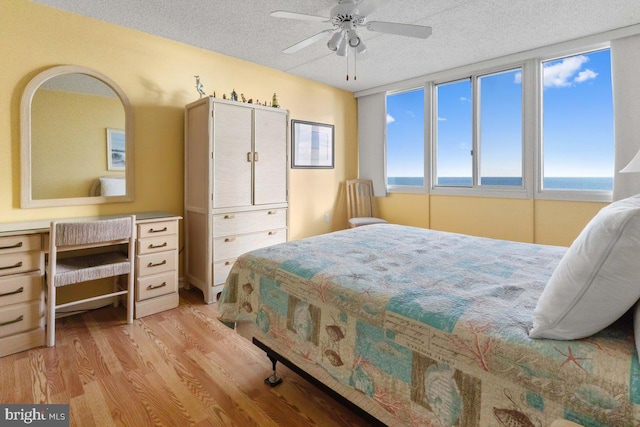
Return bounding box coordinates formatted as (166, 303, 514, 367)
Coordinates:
(530, 194, 640, 339)
(99, 177, 126, 196)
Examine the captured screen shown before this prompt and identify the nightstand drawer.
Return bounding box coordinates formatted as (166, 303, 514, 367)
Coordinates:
(137, 220, 178, 239)
(138, 234, 178, 255)
(136, 251, 178, 277)
(0, 252, 40, 277)
(0, 300, 41, 339)
(214, 228, 286, 261)
(214, 209, 286, 237)
(0, 273, 42, 308)
(136, 271, 177, 301)
(0, 235, 41, 254)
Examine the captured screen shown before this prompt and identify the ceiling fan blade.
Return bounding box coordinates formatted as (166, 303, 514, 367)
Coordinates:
(271, 11, 329, 23)
(283, 30, 333, 53)
(352, 0, 387, 17)
(366, 21, 432, 39)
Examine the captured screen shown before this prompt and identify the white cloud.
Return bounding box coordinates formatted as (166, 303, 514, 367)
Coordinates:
(386, 114, 395, 124)
(460, 97, 471, 103)
(575, 69, 598, 83)
(437, 117, 447, 121)
(543, 55, 596, 88)
(514, 72, 522, 84)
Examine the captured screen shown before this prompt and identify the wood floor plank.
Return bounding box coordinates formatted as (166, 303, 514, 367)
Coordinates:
(0, 289, 373, 426)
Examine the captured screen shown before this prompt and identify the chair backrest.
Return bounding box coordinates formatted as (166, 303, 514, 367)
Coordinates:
(346, 179, 375, 219)
(53, 217, 135, 250)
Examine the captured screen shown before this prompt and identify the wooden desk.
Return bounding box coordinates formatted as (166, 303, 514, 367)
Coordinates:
(0, 212, 181, 357)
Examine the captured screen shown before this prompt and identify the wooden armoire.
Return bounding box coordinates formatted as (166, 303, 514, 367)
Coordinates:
(184, 97, 288, 303)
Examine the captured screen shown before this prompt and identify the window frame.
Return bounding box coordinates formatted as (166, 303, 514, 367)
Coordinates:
(383, 42, 613, 203)
(535, 45, 614, 203)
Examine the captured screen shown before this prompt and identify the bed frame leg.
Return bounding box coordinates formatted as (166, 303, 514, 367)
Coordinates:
(264, 354, 283, 387)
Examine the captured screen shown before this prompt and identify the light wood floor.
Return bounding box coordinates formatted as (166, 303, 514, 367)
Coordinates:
(0, 289, 371, 426)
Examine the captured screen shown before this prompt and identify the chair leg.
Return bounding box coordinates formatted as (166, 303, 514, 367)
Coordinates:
(113, 276, 120, 308)
(127, 273, 134, 324)
(46, 284, 56, 347)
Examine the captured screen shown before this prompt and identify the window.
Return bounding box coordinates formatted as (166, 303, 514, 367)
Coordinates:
(434, 68, 523, 188)
(435, 79, 472, 186)
(541, 49, 614, 191)
(386, 88, 425, 187)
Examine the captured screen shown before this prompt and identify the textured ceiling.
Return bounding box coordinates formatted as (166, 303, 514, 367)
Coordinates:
(30, 0, 640, 93)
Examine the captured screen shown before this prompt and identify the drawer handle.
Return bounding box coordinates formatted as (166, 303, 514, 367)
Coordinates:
(147, 260, 167, 268)
(267, 211, 277, 215)
(148, 227, 168, 234)
(224, 237, 236, 243)
(0, 261, 23, 271)
(0, 287, 24, 298)
(268, 231, 278, 235)
(0, 315, 23, 327)
(224, 214, 235, 219)
(0, 241, 23, 251)
(147, 282, 167, 290)
(148, 242, 168, 249)
(224, 261, 232, 266)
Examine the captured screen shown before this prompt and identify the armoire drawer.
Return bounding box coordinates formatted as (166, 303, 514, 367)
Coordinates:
(138, 234, 178, 255)
(136, 251, 178, 277)
(213, 259, 236, 285)
(214, 209, 286, 237)
(0, 235, 41, 254)
(136, 271, 177, 301)
(214, 228, 286, 261)
(0, 300, 41, 339)
(137, 220, 178, 239)
(0, 273, 42, 307)
(0, 252, 41, 277)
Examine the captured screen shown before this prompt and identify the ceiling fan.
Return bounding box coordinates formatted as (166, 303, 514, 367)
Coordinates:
(271, 0, 432, 80)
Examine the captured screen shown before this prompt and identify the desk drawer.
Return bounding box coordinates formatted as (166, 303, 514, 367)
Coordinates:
(0, 235, 41, 255)
(137, 220, 178, 239)
(138, 234, 178, 255)
(136, 271, 177, 301)
(0, 300, 41, 339)
(0, 252, 40, 277)
(136, 251, 177, 277)
(214, 209, 286, 237)
(214, 228, 286, 261)
(0, 273, 42, 307)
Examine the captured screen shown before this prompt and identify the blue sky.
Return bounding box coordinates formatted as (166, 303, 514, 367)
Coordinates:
(386, 48, 613, 180)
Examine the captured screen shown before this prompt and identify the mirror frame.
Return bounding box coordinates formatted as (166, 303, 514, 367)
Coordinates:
(20, 65, 134, 208)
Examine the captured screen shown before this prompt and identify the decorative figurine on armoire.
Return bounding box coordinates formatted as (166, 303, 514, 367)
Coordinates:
(194, 76, 206, 98)
(272, 93, 280, 108)
(231, 89, 238, 101)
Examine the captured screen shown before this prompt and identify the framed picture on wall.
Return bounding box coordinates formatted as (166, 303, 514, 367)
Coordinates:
(291, 120, 334, 169)
(106, 128, 125, 171)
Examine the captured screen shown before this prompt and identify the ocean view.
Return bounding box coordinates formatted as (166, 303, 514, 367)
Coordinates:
(387, 176, 613, 191)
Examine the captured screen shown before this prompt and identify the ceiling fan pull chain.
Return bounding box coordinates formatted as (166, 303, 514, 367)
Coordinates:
(346, 50, 349, 81)
(354, 49, 357, 81)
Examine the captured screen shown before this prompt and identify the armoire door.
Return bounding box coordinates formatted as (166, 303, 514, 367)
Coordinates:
(254, 109, 287, 205)
(213, 103, 253, 209)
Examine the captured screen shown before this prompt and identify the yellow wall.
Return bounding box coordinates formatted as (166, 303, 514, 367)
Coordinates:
(0, 0, 357, 240)
(377, 194, 606, 247)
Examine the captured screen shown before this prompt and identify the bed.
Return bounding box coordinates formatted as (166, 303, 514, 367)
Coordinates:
(218, 220, 640, 426)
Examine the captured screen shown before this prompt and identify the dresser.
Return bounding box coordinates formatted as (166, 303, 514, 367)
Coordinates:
(184, 97, 288, 303)
(0, 212, 180, 357)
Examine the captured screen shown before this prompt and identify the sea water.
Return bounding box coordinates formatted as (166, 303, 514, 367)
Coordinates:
(387, 177, 613, 191)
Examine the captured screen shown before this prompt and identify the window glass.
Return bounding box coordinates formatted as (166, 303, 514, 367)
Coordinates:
(386, 88, 425, 186)
(542, 49, 613, 191)
(479, 69, 523, 186)
(435, 79, 472, 186)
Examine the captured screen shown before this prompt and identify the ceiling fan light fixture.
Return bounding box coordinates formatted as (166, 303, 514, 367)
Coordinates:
(336, 36, 348, 56)
(346, 29, 360, 47)
(355, 41, 367, 54)
(327, 30, 344, 51)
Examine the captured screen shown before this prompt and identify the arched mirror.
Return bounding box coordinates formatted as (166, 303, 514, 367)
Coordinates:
(21, 65, 134, 208)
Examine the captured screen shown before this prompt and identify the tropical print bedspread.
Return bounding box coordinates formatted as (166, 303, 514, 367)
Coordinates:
(218, 224, 640, 426)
